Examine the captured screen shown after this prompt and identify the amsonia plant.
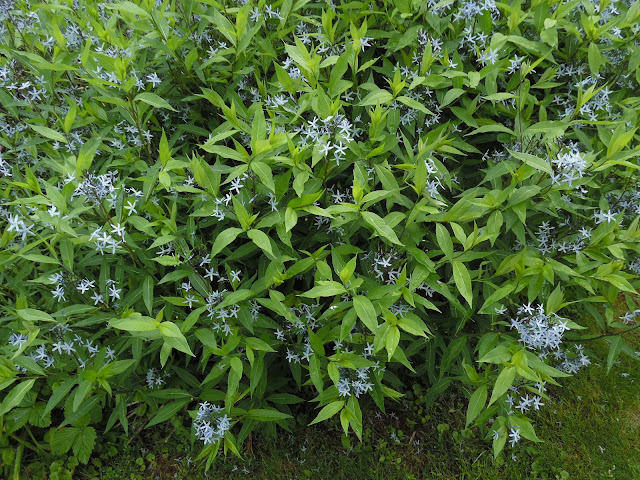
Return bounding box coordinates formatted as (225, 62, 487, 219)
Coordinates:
(0, 0, 639, 472)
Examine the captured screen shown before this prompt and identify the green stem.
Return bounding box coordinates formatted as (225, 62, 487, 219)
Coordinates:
(12, 443, 23, 480)
(565, 322, 640, 343)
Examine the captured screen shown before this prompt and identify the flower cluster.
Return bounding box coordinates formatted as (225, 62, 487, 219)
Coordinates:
(193, 402, 231, 445)
(146, 368, 168, 389)
(550, 142, 589, 188)
(508, 303, 569, 353)
(71, 171, 119, 207)
(506, 381, 547, 416)
(337, 367, 375, 398)
(362, 250, 405, 285)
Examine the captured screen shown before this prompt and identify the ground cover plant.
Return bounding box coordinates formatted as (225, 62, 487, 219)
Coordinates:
(1, 0, 640, 477)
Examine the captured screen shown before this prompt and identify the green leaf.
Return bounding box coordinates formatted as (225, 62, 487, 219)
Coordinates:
(60, 395, 101, 428)
(146, 399, 190, 428)
(397, 316, 428, 337)
(509, 415, 542, 442)
(51, 427, 77, 456)
(588, 42, 602, 76)
(489, 366, 516, 406)
(466, 124, 515, 136)
(309, 355, 323, 393)
(148, 389, 193, 400)
(30, 124, 67, 143)
(465, 384, 487, 427)
(230, 356, 243, 377)
(63, 103, 76, 134)
(285, 207, 298, 232)
(72, 426, 96, 464)
(523, 120, 567, 139)
(159, 129, 170, 167)
(73, 379, 93, 412)
(353, 296, 378, 332)
(18, 254, 59, 265)
(207, 9, 237, 46)
(201, 144, 246, 161)
(211, 228, 243, 257)
(600, 274, 636, 294)
(59, 238, 74, 270)
(361, 211, 403, 246)
(104, 1, 149, 17)
(606, 335, 623, 374)
(135, 92, 177, 111)
(386, 325, 400, 361)
(396, 95, 434, 115)
(359, 89, 393, 106)
(245, 408, 293, 422)
(244, 337, 277, 352)
(300, 282, 347, 298)
(436, 223, 453, 258)
(247, 229, 273, 256)
(480, 283, 515, 313)
(159, 321, 195, 356)
(452, 261, 473, 307)
(284, 42, 309, 72)
(153, 256, 182, 266)
(251, 161, 275, 192)
(309, 400, 344, 425)
(493, 426, 507, 458)
(251, 105, 266, 147)
(266, 393, 305, 404)
(109, 316, 158, 332)
(214, 290, 255, 312)
(508, 185, 540, 206)
(143, 275, 154, 315)
(76, 136, 101, 175)
(479, 346, 511, 364)
(0, 379, 36, 416)
(508, 149, 553, 174)
(441, 88, 465, 107)
(16, 308, 55, 323)
(42, 379, 76, 419)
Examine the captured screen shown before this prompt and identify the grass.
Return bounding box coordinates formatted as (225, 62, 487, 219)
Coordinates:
(22, 306, 640, 480)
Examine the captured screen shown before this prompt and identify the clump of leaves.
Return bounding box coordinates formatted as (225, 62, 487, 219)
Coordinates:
(0, 0, 639, 474)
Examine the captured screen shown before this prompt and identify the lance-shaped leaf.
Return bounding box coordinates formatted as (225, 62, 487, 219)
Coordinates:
(135, 92, 177, 111)
(452, 260, 473, 307)
(211, 227, 243, 257)
(300, 281, 347, 298)
(309, 400, 344, 425)
(465, 384, 487, 427)
(247, 229, 273, 256)
(0, 379, 36, 416)
(489, 366, 516, 406)
(352, 296, 378, 332)
(361, 211, 403, 246)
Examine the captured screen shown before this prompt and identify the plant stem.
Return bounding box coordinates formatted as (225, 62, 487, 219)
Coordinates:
(565, 322, 640, 343)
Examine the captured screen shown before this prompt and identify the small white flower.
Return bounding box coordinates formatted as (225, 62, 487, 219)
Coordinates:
(91, 292, 104, 305)
(183, 294, 196, 309)
(124, 199, 137, 215)
(52, 285, 66, 302)
(111, 222, 125, 239)
(108, 284, 121, 301)
(508, 427, 521, 447)
(229, 270, 241, 283)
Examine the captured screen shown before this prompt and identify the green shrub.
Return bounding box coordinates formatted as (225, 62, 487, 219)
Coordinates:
(1, 0, 639, 473)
